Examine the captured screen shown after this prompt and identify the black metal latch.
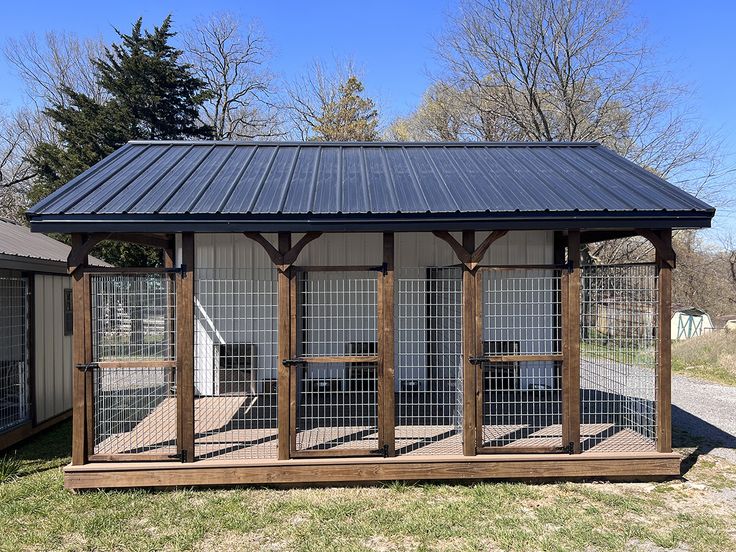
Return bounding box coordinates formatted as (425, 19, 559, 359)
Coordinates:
(75, 362, 99, 372)
(282, 358, 307, 368)
(559, 442, 575, 455)
(468, 356, 487, 366)
(371, 444, 389, 458)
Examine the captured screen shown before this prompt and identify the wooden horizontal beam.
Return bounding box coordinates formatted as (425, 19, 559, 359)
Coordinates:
(109, 233, 174, 250)
(295, 356, 380, 364)
(95, 360, 177, 369)
(63, 452, 682, 489)
(481, 354, 564, 363)
(579, 230, 639, 244)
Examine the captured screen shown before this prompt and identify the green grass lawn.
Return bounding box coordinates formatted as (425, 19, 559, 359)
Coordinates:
(1, 422, 736, 551)
(672, 331, 736, 386)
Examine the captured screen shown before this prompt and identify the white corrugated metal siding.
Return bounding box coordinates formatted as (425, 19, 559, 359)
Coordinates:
(33, 274, 73, 422)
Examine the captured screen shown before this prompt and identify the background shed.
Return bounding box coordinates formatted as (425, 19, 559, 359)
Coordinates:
(671, 307, 714, 340)
(0, 219, 108, 449)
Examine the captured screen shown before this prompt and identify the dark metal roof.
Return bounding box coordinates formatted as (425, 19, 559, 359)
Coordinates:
(27, 141, 715, 232)
(0, 218, 109, 273)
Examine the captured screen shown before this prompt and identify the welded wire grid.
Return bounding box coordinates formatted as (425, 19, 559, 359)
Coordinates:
(298, 271, 377, 358)
(480, 361, 563, 448)
(482, 268, 562, 356)
(91, 273, 176, 361)
(580, 264, 657, 452)
(93, 366, 177, 455)
(396, 267, 464, 455)
(193, 268, 279, 460)
(295, 361, 379, 452)
(0, 277, 30, 432)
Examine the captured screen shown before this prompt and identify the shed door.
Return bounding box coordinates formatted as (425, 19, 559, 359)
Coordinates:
(289, 266, 387, 457)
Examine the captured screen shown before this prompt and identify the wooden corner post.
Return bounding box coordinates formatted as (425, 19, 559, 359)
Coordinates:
(462, 231, 477, 456)
(277, 233, 292, 460)
(563, 230, 582, 453)
(656, 229, 673, 453)
(177, 233, 195, 462)
(70, 234, 90, 465)
(381, 232, 396, 456)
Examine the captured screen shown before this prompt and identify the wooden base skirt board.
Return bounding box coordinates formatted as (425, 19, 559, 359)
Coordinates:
(64, 452, 682, 490)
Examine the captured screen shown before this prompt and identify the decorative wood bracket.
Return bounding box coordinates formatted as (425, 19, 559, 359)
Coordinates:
(67, 232, 175, 273)
(637, 229, 676, 269)
(67, 233, 111, 273)
(432, 230, 508, 270)
(244, 231, 322, 271)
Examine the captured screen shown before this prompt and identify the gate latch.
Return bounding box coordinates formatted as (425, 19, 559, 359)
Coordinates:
(282, 358, 307, 368)
(75, 362, 99, 373)
(468, 356, 487, 366)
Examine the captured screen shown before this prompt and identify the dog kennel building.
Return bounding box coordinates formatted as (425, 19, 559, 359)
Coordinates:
(26, 141, 714, 489)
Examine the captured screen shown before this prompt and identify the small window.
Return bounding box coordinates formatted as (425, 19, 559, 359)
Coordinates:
(63, 289, 73, 336)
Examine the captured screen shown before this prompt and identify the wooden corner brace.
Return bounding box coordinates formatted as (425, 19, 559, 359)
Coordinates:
(432, 230, 508, 269)
(244, 232, 322, 270)
(637, 229, 676, 269)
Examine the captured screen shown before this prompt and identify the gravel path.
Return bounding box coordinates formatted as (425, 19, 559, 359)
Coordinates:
(672, 373, 736, 462)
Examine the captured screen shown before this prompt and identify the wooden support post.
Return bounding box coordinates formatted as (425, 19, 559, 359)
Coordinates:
(381, 233, 396, 456)
(656, 230, 673, 453)
(563, 230, 582, 453)
(277, 233, 292, 460)
(70, 234, 88, 465)
(462, 231, 477, 456)
(176, 233, 195, 462)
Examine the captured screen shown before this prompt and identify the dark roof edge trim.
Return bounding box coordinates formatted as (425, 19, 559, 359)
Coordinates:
(29, 211, 713, 233)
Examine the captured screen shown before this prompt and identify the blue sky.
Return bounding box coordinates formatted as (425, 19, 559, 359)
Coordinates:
(1, 0, 734, 232)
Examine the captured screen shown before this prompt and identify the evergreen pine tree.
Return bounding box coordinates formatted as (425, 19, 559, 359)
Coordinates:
(29, 16, 212, 265)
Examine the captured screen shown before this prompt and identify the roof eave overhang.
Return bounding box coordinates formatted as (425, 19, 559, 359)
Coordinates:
(27, 210, 714, 234)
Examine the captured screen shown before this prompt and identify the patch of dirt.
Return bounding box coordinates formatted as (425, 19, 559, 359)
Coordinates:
(195, 530, 288, 552)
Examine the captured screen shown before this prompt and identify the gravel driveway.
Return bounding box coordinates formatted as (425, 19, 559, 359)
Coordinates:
(672, 373, 736, 462)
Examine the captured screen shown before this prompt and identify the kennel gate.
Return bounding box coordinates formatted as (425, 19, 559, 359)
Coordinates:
(474, 266, 566, 453)
(289, 266, 389, 457)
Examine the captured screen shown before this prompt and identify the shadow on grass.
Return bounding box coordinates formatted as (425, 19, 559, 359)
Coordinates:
(6, 420, 72, 477)
(673, 405, 736, 477)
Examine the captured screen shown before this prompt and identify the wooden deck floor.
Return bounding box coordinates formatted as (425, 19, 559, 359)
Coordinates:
(94, 396, 656, 460)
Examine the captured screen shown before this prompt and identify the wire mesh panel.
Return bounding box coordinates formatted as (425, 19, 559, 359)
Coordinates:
(479, 267, 563, 451)
(293, 269, 380, 454)
(93, 366, 177, 456)
(580, 264, 658, 452)
(294, 362, 379, 453)
(481, 268, 563, 357)
(0, 277, 30, 432)
(396, 267, 463, 455)
(194, 268, 279, 460)
(479, 361, 562, 449)
(91, 273, 176, 361)
(298, 270, 378, 358)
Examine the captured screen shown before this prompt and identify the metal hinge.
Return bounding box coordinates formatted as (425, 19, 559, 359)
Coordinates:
(169, 449, 188, 463)
(164, 264, 187, 277)
(370, 444, 389, 458)
(75, 362, 99, 373)
(369, 262, 388, 275)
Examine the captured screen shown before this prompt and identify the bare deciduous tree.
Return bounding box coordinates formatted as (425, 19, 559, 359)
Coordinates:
(284, 59, 380, 141)
(433, 0, 721, 196)
(184, 13, 281, 139)
(3, 31, 106, 109)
